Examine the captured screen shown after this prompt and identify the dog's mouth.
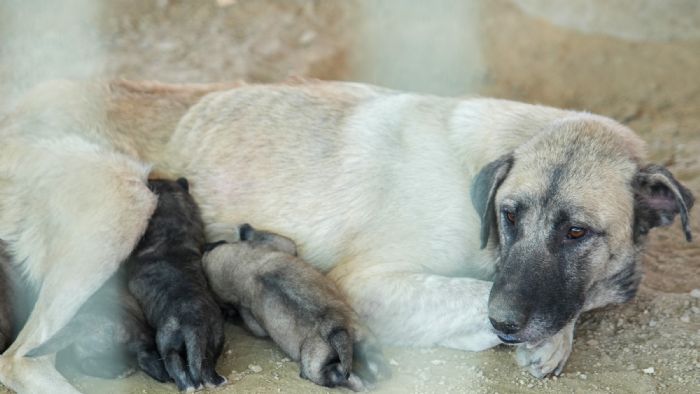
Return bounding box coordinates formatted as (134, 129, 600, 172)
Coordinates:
(489, 312, 571, 345)
(496, 333, 523, 344)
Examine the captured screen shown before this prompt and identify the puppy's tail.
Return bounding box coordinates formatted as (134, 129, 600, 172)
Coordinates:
(328, 327, 353, 378)
(25, 319, 84, 357)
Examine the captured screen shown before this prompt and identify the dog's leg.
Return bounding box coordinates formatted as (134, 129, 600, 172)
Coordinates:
(239, 307, 268, 338)
(0, 146, 156, 393)
(515, 319, 576, 378)
(329, 269, 500, 351)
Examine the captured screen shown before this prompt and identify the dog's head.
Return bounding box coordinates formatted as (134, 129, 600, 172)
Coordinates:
(471, 116, 694, 344)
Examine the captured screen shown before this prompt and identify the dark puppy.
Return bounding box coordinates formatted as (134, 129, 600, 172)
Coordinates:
(26, 273, 168, 382)
(203, 224, 389, 391)
(126, 178, 225, 391)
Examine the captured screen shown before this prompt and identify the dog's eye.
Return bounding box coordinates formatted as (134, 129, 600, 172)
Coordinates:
(567, 227, 587, 239)
(505, 211, 516, 224)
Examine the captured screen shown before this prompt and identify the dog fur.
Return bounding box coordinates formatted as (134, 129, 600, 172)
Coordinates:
(202, 224, 388, 391)
(0, 79, 693, 392)
(25, 272, 168, 382)
(125, 178, 226, 391)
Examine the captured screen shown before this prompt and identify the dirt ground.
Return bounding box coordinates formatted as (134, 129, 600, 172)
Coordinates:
(0, 0, 698, 393)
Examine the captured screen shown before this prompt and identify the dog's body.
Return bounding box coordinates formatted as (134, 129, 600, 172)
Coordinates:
(25, 273, 168, 382)
(203, 224, 387, 391)
(0, 79, 692, 392)
(125, 178, 226, 391)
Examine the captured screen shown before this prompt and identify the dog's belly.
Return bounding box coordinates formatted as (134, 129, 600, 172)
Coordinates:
(164, 85, 491, 277)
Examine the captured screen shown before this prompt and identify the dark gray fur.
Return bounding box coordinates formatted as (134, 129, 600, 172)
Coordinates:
(0, 242, 15, 352)
(202, 224, 389, 391)
(0, 241, 38, 353)
(126, 178, 225, 391)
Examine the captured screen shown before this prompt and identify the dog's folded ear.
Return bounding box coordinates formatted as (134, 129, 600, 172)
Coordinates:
(471, 153, 514, 249)
(633, 164, 695, 242)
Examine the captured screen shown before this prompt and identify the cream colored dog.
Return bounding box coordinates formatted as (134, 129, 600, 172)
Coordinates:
(0, 79, 692, 392)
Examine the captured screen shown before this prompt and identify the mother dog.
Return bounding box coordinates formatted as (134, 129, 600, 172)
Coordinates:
(0, 79, 693, 392)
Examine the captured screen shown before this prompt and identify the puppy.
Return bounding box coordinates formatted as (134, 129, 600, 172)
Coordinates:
(202, 224, 389, 391)
(126, 178, 225, 391)
(26, 273, 169, 382)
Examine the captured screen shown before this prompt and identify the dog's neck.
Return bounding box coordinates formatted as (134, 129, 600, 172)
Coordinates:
(448, 98, 575, 177)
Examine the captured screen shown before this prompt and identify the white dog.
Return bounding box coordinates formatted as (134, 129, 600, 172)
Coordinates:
(0, 79, 691, 392)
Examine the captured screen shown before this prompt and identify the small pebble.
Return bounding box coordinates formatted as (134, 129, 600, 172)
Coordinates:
(248, 364, 263, 373)
(690, 289, 700, 298)
(389, 359, 400, 366)
(643, 367, 655, 375)
(580, 374, 587, 380)
(298, 30, 317, 45)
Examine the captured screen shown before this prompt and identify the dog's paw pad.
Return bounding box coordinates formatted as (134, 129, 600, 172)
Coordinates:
(516, 329, 573, 378)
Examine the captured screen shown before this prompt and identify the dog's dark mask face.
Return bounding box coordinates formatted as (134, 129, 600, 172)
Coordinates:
(471, 127, 694, 344)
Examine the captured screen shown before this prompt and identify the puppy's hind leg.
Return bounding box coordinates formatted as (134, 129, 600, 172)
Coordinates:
(239, 307, 268, 338)
(0, 148, 156, 393)
(299, 334, 347, 389)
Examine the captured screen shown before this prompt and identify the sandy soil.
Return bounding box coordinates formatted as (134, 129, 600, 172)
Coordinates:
(0, 0, 698, 393)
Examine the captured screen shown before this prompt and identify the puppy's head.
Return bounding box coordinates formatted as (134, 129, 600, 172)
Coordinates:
(142, 177, 204, 250)
(202, 224, 298, 263)
(472, 116, 694, 344)
(238, 223, 298, 256)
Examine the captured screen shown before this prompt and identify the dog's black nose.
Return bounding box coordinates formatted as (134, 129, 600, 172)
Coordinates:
(489, 316, 524, 335)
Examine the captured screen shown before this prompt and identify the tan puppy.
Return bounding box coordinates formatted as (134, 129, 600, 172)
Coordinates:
(0, 79, 692, 392)
(202, 224, 387, 391)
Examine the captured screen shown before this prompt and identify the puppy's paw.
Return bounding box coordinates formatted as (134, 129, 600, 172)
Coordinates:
(156, 313, 225, 391)
(515, 322, 575, 378)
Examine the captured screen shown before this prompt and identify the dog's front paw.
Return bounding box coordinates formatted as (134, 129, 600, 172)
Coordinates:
(515, 321, 575, 378)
